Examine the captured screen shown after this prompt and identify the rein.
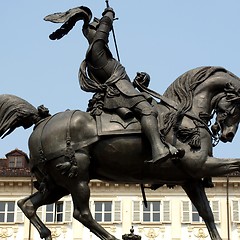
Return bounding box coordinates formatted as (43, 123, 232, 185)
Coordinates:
(133, 78, 215, 139)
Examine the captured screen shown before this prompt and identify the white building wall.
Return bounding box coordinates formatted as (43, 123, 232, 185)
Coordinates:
(0, 177, 239, 240)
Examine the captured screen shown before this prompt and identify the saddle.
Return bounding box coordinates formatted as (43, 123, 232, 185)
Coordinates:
(96, 110, 141, 136)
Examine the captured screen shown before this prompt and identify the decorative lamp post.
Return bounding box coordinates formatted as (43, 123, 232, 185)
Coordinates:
(122, 227, 141, 240)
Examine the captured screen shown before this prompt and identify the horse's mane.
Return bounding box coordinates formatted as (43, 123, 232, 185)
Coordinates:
(161, 66, 237, 135)
(164, 66, 230, 113)
(0, 94, 39, 138)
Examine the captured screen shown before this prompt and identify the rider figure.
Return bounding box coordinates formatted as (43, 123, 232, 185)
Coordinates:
(79, 7, 183, 163)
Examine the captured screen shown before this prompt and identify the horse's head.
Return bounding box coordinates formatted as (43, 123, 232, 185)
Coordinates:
(211, 83, 240, 143)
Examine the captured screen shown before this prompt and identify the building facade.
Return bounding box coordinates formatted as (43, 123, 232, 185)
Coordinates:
(0, 149, 239, 240)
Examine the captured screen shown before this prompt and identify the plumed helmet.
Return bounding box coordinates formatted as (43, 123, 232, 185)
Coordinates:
(44, 6, 92, 40)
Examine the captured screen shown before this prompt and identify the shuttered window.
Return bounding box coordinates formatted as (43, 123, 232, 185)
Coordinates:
(0, 201, 24, 223)
(181, 200, 220, 223)
(93, 200, 122, 223)
(132, 200, 171, 223)
(36, 200, 72, 223)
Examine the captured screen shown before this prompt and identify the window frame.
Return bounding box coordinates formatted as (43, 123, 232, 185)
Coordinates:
(94, 201, 112, 223)
(37, 200, 72, 224)
(181, 200, 220, 224)
(0, 201, 15, 223)
(8, 156, 24, 168)
(45, 201, 64, 223)
(0, 200, 24, 224)
(143, 201, 161, 222)
(92, 200, 122, 224)
(132, 199, 171, 224)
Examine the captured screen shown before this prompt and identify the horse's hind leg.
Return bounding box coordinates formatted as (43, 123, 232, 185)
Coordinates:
(71, 181, 119, 240)
(182, 180, 222, 240)
(18, 186, 67, 240)
(68, 153, 119, 240)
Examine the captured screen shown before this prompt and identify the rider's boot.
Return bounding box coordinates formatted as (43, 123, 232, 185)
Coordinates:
(141, 114, 184, 163)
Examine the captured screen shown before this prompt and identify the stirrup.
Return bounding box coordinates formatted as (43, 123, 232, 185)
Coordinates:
(145, 151, 170, 164)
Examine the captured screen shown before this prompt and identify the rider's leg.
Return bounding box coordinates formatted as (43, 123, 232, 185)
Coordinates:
(134, 101, 178, 163)
(141, 113, 173, 162)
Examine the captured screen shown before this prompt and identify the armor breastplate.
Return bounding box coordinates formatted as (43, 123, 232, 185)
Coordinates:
(88, 58, 115, 84)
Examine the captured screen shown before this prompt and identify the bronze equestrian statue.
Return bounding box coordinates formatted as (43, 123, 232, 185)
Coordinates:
(2, 5, 240, 240)
(3, 66, 240, 240)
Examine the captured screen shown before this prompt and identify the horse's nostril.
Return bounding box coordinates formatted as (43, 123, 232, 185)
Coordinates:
(226, 132, 234, 141)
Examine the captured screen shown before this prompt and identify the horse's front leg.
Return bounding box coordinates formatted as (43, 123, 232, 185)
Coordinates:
(201, 156, 240, 177)
(182, 180, 222, 240)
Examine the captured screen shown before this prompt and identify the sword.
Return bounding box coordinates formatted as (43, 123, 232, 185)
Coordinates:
(105, 0, 121, 62)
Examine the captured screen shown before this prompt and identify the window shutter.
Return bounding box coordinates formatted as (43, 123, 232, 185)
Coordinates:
(232, 200, 239, 222)
(182, 201, 190, 223)
(162, 201, 171, 222)
(133, 201, 141, 222)
(211, 201, 220, 222)
(64, 201, 72, 222)
(37, 206, 43, 221)
(15, 203, 24, 223)
(113, 201, 121, 222)
(87, 200, 92, 214)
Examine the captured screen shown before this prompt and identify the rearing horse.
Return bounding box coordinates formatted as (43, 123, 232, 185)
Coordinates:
(2, 66, 240, 240)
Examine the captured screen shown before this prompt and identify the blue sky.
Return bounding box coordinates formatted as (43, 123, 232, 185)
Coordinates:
(1, 1, 240, 158)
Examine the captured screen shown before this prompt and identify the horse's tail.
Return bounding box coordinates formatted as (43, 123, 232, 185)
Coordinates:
(0, 94, 50, 138)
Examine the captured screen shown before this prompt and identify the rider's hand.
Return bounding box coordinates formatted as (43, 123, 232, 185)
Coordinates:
(134, 72, 150, 87)
(102, 7, 115, 18)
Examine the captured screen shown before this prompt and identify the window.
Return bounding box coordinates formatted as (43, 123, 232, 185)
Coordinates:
(37, 200, 72, 223)
(143, 201, 160, 222)
(46, 202, 63, 223)
(95, 201, 112, 222)
(133, 200, 170, 223)
(0, 201, 15, 223)
(182, 200, 220, 223)
(93, 201, 121, 223)
(192, 204, 203, 223)
(8, 156, 24, 168)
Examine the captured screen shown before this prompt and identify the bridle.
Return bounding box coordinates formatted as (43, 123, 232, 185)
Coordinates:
(210, 87, 240, 146)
